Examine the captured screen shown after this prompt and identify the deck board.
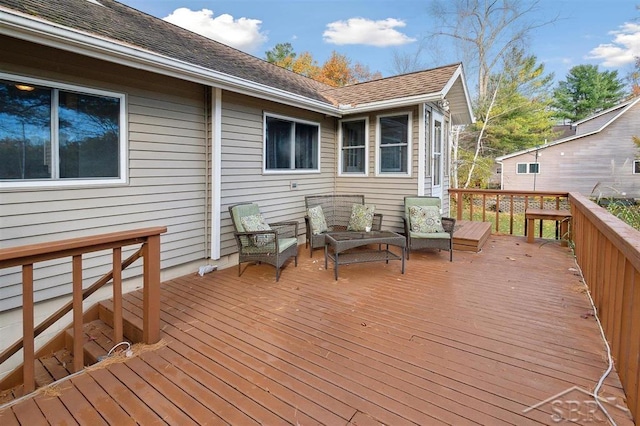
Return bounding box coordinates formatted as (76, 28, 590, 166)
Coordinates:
(0, 235, 634, 425)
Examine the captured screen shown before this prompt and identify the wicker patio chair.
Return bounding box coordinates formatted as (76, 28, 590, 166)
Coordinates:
(228, 203, 298, 281)
(304, 194, 383, 257)
(403, 196, 455, 261)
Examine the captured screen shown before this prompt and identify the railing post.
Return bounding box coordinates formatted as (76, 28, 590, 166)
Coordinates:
(72, 255, 84, 372)
(143, 234, 161, 344)
(113, 248, 123, 344)
(22, 264, 35, 394)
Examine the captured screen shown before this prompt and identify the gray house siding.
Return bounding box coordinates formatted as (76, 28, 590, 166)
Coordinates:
(0, 39, 209, 311)
(500, 102, 640, 197)
(218, 92, 336, 257)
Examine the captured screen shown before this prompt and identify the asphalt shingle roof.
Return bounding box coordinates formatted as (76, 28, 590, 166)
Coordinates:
(0, 0, 464, 111)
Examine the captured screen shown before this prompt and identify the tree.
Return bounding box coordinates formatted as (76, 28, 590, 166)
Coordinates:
(265, 43, 296, 70)
(265, 44, 381, 86)
(428, 0, 556, 101)
(552, 65, 626, 122)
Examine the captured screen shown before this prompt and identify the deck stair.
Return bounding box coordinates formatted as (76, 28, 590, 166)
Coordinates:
(0, 304, 136, 405)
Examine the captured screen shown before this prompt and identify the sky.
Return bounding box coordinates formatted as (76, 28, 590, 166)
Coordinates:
(118, 0, 640, 90)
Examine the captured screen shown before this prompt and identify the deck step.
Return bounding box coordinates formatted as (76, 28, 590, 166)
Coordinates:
(452, 220, 491, 252)
(0, 310, 137, 405)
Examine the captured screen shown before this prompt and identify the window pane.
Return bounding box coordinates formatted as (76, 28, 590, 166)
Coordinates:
(266, 117, 292, 169)
(342, 120, 365, 173)
(380, 145, 407, 172)
(58, 91, 120, 178)
(380, 115, 408, 145)
(342, 120, 365, 147)
(517, 163, 527, 174)
(635, 161, 640, 174)
(294, 122, 318, 169)
(529, 163, 539, 174)
(0, 81, 52, 179)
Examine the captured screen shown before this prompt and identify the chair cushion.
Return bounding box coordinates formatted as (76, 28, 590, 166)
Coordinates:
(347, 203, 375, 231)
(409, 205, 445, 233)
(308, 205, 328, 234)
(241, 214, 274, 246)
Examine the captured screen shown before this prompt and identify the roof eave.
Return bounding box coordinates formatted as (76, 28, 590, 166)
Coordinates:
(0, 8, 342, 117)
(338, 93, 443, 115)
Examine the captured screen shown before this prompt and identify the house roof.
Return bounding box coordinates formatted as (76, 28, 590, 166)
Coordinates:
(495, 97, 640, 161)
(0, 0, 473, 123)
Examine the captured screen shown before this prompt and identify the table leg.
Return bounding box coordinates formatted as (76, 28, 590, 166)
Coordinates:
(334, 251, 339, 280)
(324, 243, 328, 269)
(401, 245, 405, 274)
(386, 244, 389, 264)
(527, 218, 535, 243)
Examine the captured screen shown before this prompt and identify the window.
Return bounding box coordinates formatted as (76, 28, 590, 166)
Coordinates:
(0, 75, 126, 187)
(634, 160, 640, 174)
(377, 112, 411, 175)
(516, 162, 540, 174)
(339, 118, 367, 175)
(264, 114, 320, 172)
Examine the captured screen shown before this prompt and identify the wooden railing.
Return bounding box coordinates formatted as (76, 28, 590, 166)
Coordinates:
(449, 189, 570, 238)
(0, 226, 167, 394)
(569, 192, 640, 422)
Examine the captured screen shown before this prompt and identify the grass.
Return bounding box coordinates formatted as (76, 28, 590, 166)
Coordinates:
(605, 201, 640, 230)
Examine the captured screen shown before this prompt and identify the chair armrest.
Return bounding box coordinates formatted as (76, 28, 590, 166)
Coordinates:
(233, 229, 279, 251)
(442, 217, 456, 235)
(372, 213, 383, 231)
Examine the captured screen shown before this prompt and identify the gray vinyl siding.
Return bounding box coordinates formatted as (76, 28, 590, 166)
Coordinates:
(500, 103, 640, 197)
(0, 39, 208, 311)
(336, 106, 422, 233)
(218, 92, 336, 257)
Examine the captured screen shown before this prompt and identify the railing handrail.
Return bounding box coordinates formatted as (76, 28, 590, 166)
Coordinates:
(0, 227, 168, 268)
(448, 188, 570, 197)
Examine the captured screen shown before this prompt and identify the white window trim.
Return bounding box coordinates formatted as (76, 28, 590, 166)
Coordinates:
(375, 111, 412, 177)
(516, 162, 540, 174)
(0, 72, 128, 189)
(262, 112, 321, 174)
(338, 117, 369, 177)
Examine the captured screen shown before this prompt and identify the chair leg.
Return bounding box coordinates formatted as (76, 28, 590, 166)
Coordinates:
(276, 267, 280, 282)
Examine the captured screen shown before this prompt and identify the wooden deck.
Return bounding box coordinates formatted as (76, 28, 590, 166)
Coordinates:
(0, 235, 634, 425)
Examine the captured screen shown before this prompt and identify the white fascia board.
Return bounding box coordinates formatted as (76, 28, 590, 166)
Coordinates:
(441, 65, 475, 124)
(340, 93, 442, 115)
(0, 9, 341, 117)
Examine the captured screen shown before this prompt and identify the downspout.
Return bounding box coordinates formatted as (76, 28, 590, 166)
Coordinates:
(497, 160, 504, 189)
(417, 103, 426, 196)
(204, 86, 210, 256)
(211, 88, 222, 259)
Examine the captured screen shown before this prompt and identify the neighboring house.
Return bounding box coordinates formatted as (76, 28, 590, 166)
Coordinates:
(496, 97, 640, 198)
(0, 0, 473, 321)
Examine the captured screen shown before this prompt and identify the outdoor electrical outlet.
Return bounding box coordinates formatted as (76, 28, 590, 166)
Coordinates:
(290, 182, 298, 189)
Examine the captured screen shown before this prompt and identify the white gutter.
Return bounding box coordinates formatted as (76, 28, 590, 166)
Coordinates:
(340, 93, 442, 115)
(0, 8, 341, 117)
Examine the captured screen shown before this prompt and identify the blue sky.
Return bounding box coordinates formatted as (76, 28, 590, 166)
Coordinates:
(120, 0, 640, 90)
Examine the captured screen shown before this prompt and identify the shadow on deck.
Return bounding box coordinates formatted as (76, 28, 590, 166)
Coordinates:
(0, 235, 634, 425)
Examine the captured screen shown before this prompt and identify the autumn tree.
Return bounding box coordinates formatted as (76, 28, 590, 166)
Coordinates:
(265, 45, 381, 87)
(552, 64, 626, 122)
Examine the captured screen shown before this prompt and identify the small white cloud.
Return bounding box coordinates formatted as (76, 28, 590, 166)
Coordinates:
(323, 17, 416, 47)
(587, 22, 640, 67)
(163, 8, 267, 53)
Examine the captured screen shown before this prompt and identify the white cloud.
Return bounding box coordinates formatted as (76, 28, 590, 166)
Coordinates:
(163, 8, 267, 53)
(323, 18, 416, 47)
(587, 22, 640, 67)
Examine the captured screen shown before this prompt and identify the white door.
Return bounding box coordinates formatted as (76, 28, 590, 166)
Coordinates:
(431, 112, 444, 199)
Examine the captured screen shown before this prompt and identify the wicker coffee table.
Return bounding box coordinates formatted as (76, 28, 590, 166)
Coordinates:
(324, 231, 406, 280)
